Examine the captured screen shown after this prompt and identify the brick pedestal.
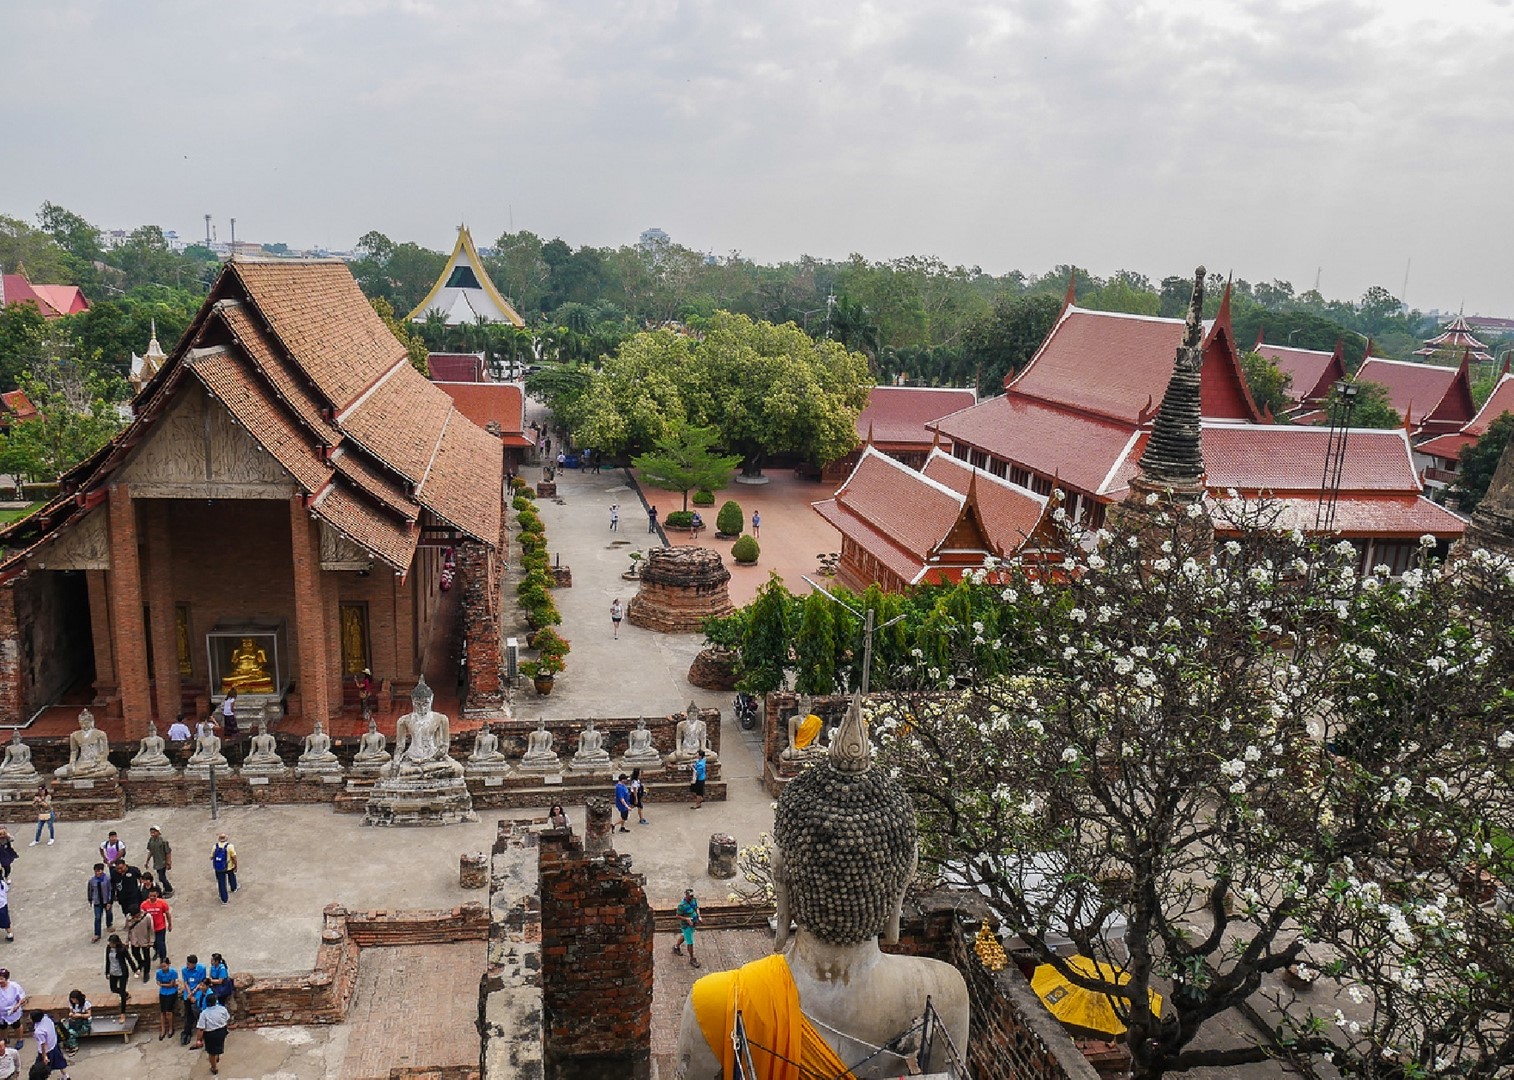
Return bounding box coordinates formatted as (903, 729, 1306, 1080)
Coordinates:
(707, 833, 738, 879)
(583, 795, 612, 853)
(459, 852, 487, 890)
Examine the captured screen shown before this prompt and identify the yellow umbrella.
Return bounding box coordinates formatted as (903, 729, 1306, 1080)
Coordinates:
(1030, 956, 1163, 1037)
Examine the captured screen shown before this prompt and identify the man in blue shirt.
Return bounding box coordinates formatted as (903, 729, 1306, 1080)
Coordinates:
(154, 958, 180, 1041)
(180, 954, 208, 1045)
(613, 775, 632, 833)
(690, 750, 707, 809)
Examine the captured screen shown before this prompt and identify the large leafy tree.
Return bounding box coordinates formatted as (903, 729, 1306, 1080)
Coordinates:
(962, 292, 1062, 396)
(0, 215, 72, 283)
(630, 421, 741, 511)
(573, 329, 695, 452)
(0, 325, 127, 482)
(369, 298, 429, 376)
(1240, 350, 1294, 420)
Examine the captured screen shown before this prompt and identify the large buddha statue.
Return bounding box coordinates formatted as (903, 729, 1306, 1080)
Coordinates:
(676, 696, 969, 1078)
(621, 718, 663, 768)
(668, 702, 717, 765)
(129, 722, 175, 775)
(0, 730, 37, 783)
(517, 719, 561, 774)
(386, 677, 463, 780)
(221, 636, 274, 695)
(55, 710, 117, 781)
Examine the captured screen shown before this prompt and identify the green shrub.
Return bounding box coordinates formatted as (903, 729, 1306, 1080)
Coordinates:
(512, 494, 535, 512)
(517, 509, 543, 533)
(510, 476, 529, 491)
(666, 510, 695, 529)
(716, 500, 743, 536)
(731, 534, 760, 563)
(521, 548, 550, 572)
(692, 489, 715, 506)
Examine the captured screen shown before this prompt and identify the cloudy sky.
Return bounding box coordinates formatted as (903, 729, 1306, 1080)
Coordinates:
(3, 0, 1512, 314)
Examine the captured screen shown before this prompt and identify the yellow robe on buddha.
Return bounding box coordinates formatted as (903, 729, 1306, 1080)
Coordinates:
(691, 953, 855, 1080)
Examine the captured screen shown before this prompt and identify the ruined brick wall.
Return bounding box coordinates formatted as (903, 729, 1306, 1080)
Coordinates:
(458, 535, 505, 717)
(888, 893, 1099, 1080)
(480, 820, 545, 1080)
(0, 582, 21, 726)
(538, 828, 654, 1080)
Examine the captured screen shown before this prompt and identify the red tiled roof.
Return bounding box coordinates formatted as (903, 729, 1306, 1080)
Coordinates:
(1254, 343, 1342, 403)
(1008, 307, 1259, 424)
(311, 484, 419, 571)
(416, 412, 504, 543)
(0, 390, 36, 420)
(828, 450, 963, 563)
(1415, 433, 1475, 462)
(858, 386, 976, 447)
(331, 447, 416, 520)
(813, 498, 926, 586)
(185, 347, 330, 493)
(1355, 357, 1456, 419)
(427, 353, 488, 382)
(338, 364, 454, 486)
(215, 301, 335, 439)
(931, 395, 1143, 496)
(1212, 494, 1465, 539)
(434, 382, 525, 438)
(1462, 372, 1514, 437)
(920, 450, 1047, 552)
(2, 274, 88, 318)
(229, 258, 405, 412)
(1202, 425, 1421, 493)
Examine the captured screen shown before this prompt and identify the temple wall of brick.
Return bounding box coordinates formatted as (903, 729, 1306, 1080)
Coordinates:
(538, 826, 654, 1080)
(481, 820, 546, 1080)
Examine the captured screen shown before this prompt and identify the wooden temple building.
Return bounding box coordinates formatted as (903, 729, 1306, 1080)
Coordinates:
(0, 258, 508, 737)
(1355, 352, 1477, 439)
(1251, 332, 1346, 421)
(816, 279, 1467, 588)
(1415, 364, 1514, 497)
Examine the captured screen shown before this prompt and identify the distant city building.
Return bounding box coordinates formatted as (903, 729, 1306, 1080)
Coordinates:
(638, 227, 670, 249)
(408, 226, 524, 327)
(1415, 313, 1494, 364)
(0, 272, 89, 318)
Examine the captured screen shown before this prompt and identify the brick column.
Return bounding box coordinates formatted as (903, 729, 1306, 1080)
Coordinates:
(289, 498, 332, 722)
(107, 484, 152, 738)
(393, 572, 416, 680)
(145, 503, 180, 724)
(323, 570, 343, 712)
(0, 584, 22, 725)
(458, 540, 505, 716)
(85, 570, 117, 698)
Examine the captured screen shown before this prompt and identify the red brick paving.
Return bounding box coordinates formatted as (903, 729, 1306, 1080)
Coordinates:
(339, 942, 485, 1080)
(650, 929, 774, 1077)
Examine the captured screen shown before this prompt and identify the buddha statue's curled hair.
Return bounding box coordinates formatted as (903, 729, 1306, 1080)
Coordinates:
(773, 696, 917, 945)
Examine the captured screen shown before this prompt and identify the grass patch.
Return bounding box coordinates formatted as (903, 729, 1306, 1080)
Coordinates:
(0, 502, 42, 524)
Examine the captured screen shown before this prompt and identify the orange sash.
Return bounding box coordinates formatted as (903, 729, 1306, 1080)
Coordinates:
(691, 954, 855, 1079)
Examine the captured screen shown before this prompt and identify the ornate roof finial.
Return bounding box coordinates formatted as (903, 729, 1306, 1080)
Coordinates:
(828, 694, 871, 774)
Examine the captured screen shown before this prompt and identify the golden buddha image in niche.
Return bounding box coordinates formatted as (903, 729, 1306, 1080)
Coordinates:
(340, 604, 369, 675)
(221, 636, 274, 694)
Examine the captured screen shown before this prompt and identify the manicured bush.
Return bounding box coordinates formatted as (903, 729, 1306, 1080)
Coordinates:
(521, 548, 550, 572)
(731, 534, 760, 564)
(517, 509, 544, 533)
(692, 489, 716, 506)
(510, 476, 529, 492)
(666, 510, 695, 529)
(512, 494, 535, 512)
(716, 500, 744, 537)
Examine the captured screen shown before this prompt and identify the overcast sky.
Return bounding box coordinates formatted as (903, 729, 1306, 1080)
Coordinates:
(3, 0, 1512, 314)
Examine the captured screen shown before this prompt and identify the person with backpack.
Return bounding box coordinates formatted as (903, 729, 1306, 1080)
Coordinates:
(672, 889, 701, 968)
(211, 836, 238, 904)
(629, 768, 648, 825)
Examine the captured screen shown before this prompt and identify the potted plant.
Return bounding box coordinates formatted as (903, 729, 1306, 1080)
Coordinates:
(522, 627, 570, 694)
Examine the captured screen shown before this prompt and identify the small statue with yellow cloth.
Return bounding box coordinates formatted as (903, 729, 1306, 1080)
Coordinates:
(675, 695, 969, 1078)
(779, 696, 825, 765)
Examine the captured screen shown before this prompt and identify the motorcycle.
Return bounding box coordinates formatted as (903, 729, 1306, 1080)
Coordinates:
(733, 692, 759, 731)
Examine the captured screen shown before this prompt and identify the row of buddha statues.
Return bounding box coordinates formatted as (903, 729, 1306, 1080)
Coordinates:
(0, 699, 721, 784)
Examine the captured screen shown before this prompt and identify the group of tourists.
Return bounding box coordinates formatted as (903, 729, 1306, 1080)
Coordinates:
(0, 815, 239, 1076)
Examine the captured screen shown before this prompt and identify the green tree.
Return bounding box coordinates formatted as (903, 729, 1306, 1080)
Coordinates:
(1453, 411, 1514, 512)
(575, 329, 695, 452)
(739, 574, 795, 693)
(37, 202, 103, 271)
(1322, 380, 1403, 430)
(962, 293, 1062, 395)
(0, 215, 71, 282)
(630, 422, 741, 512)
(1239, 350, 1293, 420)
(792, 590, 842, 695)
(1083, 276, 1160, 316)
(0, 361, 126, 481)
(71, 285, 203, 378)
(0, 301, 50, 392)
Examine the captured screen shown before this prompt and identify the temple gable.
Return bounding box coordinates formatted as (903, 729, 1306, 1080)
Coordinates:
(25, 506, 109, 571)
(119, 382, 294, 499)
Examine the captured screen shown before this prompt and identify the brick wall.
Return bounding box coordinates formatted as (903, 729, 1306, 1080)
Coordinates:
(538, 827, 654, 1079)
(458, 537, 505, 717)
(480, 819, 546, 1080)
(0, 582, 21, 725)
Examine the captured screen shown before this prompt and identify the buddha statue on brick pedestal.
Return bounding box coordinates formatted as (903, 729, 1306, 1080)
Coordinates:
(55, 710, 117, 781)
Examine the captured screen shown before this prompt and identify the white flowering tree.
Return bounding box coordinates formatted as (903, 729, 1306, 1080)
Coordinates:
(877, 506, 1514, 1079)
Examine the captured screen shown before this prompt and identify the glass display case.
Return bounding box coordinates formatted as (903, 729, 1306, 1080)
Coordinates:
(206, 621, 289, 702)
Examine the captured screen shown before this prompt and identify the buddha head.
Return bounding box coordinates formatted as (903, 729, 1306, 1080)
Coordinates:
(411, 677, 434, 717)
(772, 695, 917, 948)
(79, 709, 96, 732)
(367, 717, 379, 734)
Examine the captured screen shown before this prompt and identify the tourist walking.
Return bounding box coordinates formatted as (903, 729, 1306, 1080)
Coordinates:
(104, 935, 130, 1019)
(146, 826, 173, 897)
(99, 830, 125, 866)
(29, 1010, 68, 1080)
(672, 888, 701, 968)
(179, 954, 207, 1045)
(613, 775, 632, 833)
(194, 989, 231, 1074)
(139, 888, 171, 961)
(110, 859, 144, 917)
(0, 878, 11, 943)
(0, 971, 24, 1050)
(609, 504, 619, 531)
(610, 598, 623, 639)
(751, 510, 760, 537)
(212, 835, 238, 903)
(86, 863, 113, 941)
(154, 957, 179, 1040)
(647, 505, 658, 533)
(629, 768, 648, 824)
(690, 511, 703, 540)
(0, 830, 16, 880)
(690, 750, 707, 810)
(125, 910, 154, 982)
(30, 785, 54, 846)
(60, 990, 91, 1055)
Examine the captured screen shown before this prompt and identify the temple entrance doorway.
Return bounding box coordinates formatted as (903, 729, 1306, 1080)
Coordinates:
(13, 569, 94, 717)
